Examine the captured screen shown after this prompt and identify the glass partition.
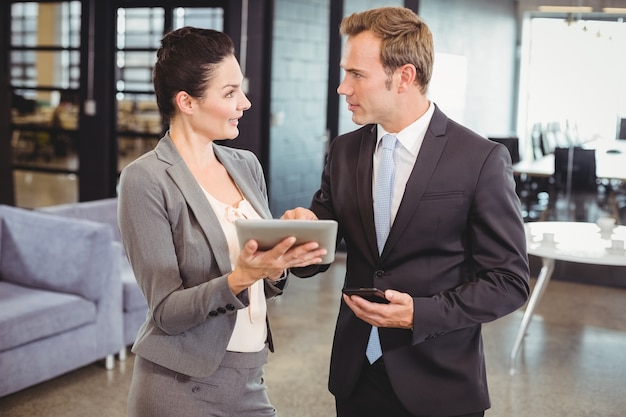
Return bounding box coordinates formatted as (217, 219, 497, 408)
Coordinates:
(9, 1, 81, 208)
(11, 50, 80, 89)
(11, 2, 81, 48)
(115, 6, 224, 173)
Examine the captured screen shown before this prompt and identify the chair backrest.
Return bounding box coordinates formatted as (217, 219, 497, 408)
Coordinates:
(488, 136, 520, 164)
(618, 118, 626, 140)
(553, 147, 597, 192)
(542, 127, 558, 156)
(530, 122, 545, 159)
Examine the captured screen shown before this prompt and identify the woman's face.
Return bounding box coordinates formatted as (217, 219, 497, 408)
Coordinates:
(190, 55, 251, 141)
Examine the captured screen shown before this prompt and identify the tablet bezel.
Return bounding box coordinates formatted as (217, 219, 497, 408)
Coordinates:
(235, 219, 338, 264)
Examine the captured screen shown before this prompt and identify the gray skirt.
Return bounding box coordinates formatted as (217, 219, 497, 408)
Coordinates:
(128, 347, 276, 417)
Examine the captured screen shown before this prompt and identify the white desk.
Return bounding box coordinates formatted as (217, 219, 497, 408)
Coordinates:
(509, 221, 626, 374)
(513, 140, 626, 181)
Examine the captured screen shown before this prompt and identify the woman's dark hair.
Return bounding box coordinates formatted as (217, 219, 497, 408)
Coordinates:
(153, 27, 235, 122)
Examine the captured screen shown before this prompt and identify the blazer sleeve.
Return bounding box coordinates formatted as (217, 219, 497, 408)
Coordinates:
(118, 159, 245, 336)
(410, 143, 530, 343)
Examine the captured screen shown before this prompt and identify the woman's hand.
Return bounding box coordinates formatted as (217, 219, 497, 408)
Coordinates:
(228, 236, 326, 294)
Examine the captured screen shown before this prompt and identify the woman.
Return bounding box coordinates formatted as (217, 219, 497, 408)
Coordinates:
(118, 27, 326, 417)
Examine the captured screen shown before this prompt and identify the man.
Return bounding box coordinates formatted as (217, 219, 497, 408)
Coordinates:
(283, 7, 529, 417)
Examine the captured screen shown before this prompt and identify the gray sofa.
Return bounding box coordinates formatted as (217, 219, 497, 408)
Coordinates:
(38, 198, 148, 360)
(0, 205, 123, 397)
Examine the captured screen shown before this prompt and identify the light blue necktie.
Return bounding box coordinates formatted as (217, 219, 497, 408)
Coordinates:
(366, 134, 397, 364)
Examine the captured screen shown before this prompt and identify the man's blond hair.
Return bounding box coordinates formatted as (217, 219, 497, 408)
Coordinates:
(340, 7, 434, 94)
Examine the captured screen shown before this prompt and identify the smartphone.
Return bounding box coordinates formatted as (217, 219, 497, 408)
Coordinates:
(342, 287, 389, 303)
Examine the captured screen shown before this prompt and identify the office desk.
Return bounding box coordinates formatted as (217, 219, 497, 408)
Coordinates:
(513, 140, 626, 181)
(509, 221, 626, 374)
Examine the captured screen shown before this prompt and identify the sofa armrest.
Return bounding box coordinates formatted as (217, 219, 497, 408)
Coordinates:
(0, 205, 115, 302)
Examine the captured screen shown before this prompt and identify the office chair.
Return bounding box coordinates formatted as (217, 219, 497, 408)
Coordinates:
(488, 136, 549, 221)
(553, 147, 597, 193)
(618, 118, 626, 140)
(488, 136, 520, 164)
(530, 123, 545, 159)
(551, 147, 601, 221)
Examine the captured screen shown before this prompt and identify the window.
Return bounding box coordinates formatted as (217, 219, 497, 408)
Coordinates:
(11, 2, 80, 90)
(9, 1, 82, 208)
(518, 15, 626, 158)
(115, 6, 224, 172)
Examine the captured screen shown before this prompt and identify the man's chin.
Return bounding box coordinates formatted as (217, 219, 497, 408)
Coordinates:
(351, 115, 368, 126)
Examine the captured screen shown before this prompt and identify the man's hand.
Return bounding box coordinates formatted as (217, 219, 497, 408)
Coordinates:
(343, 289, 414, 329)
(281, 207, 318, 220)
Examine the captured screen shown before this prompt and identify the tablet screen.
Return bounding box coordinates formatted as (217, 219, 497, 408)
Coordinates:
(235, 219, 338, 264)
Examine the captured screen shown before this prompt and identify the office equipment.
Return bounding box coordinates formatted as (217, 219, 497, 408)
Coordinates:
(488, 136, 520, 164)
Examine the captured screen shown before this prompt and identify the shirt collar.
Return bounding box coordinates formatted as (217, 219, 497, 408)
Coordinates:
(376, 101, 435, 156)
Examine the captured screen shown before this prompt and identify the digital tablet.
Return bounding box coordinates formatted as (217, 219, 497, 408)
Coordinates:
(235, 219, 338, 264)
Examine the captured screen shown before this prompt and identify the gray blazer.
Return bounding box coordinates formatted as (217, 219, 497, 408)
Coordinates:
(118, 133, 284, 378)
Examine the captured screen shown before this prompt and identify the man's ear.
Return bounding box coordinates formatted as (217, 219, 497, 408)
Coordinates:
(175, 91, 194, 115)
(397, 64, 418, 93)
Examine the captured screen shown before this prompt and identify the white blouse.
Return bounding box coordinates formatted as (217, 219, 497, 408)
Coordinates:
(202, 188, 267, 353)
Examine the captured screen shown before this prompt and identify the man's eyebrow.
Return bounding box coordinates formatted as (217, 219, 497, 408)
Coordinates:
(341, 66, 360, 73)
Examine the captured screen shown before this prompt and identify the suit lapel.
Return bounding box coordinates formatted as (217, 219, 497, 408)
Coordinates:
(381, 107, 449, 260)
(356, 126, 380, 261)
(214, 144, 272, 220)
(156, 136, 233, 274)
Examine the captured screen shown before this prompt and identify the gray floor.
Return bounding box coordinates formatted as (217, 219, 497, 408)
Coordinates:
(2, 252, 626, 416)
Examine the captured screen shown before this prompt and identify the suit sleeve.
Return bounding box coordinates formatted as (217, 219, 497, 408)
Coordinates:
(411, 144, 530, 343)
(118, 161, 245, 335)
(289, 137, 340, 278)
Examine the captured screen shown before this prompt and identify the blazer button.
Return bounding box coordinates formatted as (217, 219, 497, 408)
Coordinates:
(374, 270, 385, 278)
(209, 311, 218, 317)
(226, 304, 236, 311)
(217, 307, 227, 314)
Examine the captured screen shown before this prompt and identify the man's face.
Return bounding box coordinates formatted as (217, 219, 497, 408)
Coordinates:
(337, 31, 396, 128)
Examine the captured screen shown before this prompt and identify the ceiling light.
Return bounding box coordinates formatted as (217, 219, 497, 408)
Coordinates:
(602, 8, 626, 14)
(538, 6, 593, 13)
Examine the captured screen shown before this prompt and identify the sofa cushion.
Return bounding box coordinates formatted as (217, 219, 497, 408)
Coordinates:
(0, 205, 114, 301)
(0, 281, 96, 352)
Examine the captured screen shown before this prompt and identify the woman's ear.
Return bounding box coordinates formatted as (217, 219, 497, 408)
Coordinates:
(175, 91, 194, 115)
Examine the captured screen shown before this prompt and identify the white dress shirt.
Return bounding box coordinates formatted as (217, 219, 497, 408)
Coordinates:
(202, 188, 268, 353)
(374, 102, 435, 222)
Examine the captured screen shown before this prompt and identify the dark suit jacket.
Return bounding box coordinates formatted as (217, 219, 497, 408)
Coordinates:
(295, 106, 530, 416)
